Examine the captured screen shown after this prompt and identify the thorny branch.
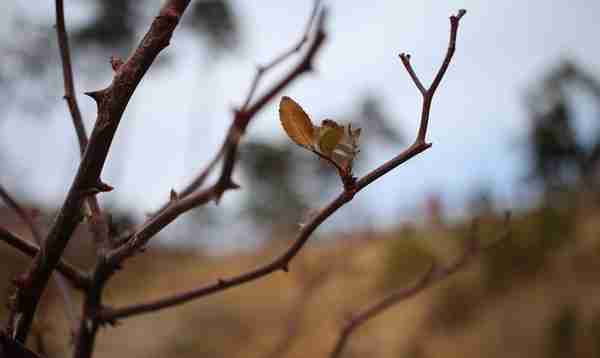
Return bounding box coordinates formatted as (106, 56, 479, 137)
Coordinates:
(0, 184, 78, 331)
(7, 0, 194, 345)
(56, 0, 111, 252)
(329, 213, 509, 358)
(95, 9, 467, 324)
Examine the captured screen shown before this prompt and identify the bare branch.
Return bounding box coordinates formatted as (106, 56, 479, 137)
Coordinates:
(329, 214, 509, 358)
(55, 0, 88, 154)
(94, 9, 466, 324)
(398, 54, 426, 95)
(56, 0, 112, 253)
(168, 1, 323, 205)
(241, 0, 322, 110)
(8, 0, 193, 343)
(0, 227, 89, 291)
(330, 264, 436, 358)
(0, 183, 78, 330)
(399, 9, 466, 143)
(0, 185, 44, 243)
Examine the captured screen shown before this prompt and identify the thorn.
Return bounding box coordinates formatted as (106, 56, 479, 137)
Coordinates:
(84, 90, 105, 103)
(169, 189, 179, 202)
(217, 278, 227, 286)
(226, 181, 241, 190)
(81, 181, 113, 197)
(110, 56, 124, 72)
(213, 190, 225, 205)
(95, 181, 114, 193)
(282, 264, 290, 273)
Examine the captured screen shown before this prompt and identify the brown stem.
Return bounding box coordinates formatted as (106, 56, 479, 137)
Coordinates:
(0, 184, 78, 330)
(0, 227, 90, 290)
(329, 265, 436, 358)
(8, 0, 193, 344)
(241, 0, 322, 111)
(56, 0, 111, 253)
(55, 0, 87, 154)
(329, 214, 510, 358)
(400, 9, 466, 144)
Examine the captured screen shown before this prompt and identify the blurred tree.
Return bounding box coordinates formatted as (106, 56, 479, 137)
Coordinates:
(0, 0, 239, 114)
(526, 61, 600, 196)
(239, 141, 309, 233)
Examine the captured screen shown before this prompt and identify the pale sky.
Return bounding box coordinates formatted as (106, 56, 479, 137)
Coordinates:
(2, 1, 600, 245)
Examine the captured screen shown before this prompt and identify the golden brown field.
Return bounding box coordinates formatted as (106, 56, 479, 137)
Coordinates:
(2, 202, 600, 358)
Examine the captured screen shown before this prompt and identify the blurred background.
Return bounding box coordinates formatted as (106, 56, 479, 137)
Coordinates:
(2, 1, 600, 357)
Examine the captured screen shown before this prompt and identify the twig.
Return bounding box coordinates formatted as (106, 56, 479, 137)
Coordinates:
(329, 213, 509, 358)
(0, 184, 78, 331)
(95, 9, 466, 324)
(329, 264, 436, 358)
(8, 0, 193, 344)
(55, 0, 87, 154)
(56, 0, 111, 252)
(0, 185, 44, 242)
(165, 0, 323, 205)
(0, 227, 90, 290)
(399, 9, 466, 144)
(241, 0, 322, 111)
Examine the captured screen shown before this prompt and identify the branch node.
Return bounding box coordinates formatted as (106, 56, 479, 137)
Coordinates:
(11, 274, 28, 290)
(110, 56, 124, 72)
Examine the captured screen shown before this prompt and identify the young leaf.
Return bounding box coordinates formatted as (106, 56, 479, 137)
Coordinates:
(317, 119, 344, 156)
(315, 120, 361, 172)
(278, 96, 362, 175)
(279, 96, 315, 150)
